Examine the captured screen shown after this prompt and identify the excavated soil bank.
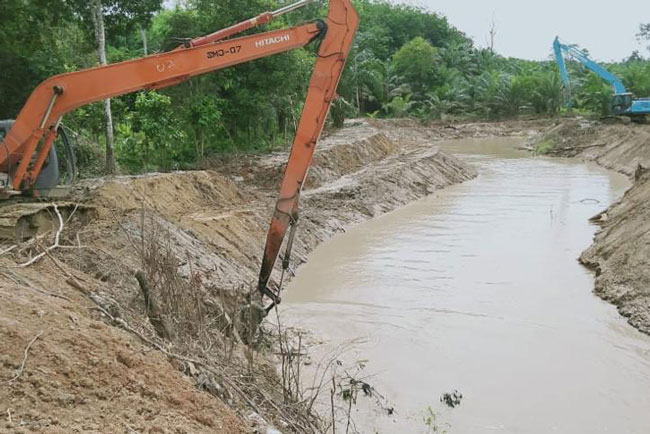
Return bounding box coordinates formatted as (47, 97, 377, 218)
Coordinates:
(3, 118, 550, 433)
(528, 118, 650, 334)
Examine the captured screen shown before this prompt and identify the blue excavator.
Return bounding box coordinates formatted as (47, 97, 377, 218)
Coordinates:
(553, 36, 650, 119)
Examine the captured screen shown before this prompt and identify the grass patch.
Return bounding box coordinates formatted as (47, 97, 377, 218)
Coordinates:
(534, 139, 555, 155)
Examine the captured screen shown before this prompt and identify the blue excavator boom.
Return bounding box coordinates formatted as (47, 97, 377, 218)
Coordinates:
(553, 36, 650, 117)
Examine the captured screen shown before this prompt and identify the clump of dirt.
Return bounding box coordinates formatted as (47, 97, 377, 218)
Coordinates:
(580, 168, 650, 334)
(528, 118, 650, 334)
(0, 118, 543, 432)
(526, 117, 650, 175)
(0, 270, 246, 434)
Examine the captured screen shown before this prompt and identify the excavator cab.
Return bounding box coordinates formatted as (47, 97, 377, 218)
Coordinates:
(0, 120, 76, 196)
(612, 93, 634, 115)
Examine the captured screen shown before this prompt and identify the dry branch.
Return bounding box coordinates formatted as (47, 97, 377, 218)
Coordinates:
(42, 249, 91, 296)
(18, 204, 64, 267)
(0, 269, 72, 302)
(135, 270, 171, 339)
(88, 301, 267, 420)
(0, 245, 17, 257)
(8, 331, 44, 383)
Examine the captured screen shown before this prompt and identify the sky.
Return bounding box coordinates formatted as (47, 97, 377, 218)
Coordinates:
(162, 0, 650, 61)
(400, 0, 650, 61)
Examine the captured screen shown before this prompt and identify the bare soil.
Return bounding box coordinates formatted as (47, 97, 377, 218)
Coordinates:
(0, 118, 547, 433)
(0, 272, 246, 434)
(528, 118, 650, 334)
(526, 117, 650, 175)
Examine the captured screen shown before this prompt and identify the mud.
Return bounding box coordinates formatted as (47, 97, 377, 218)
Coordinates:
(527, 118, 650, 175)
(1, 118, 543, 432)
(0, 275, 247, 434)
(528, 118, 650, 334)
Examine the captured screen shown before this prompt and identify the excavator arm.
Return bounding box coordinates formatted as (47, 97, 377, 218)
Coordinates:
(552, 36, 650, 116)
(0, 0, 359, 313)
(553, 37, 628, 95)
(256, 0, 358, 309)
(0, 0, 358, 195)
(553, 37, 573, 107)
(553, 36, 630, 110)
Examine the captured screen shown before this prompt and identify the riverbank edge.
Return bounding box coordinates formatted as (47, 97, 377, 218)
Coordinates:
(2, 118, 557, 433)
(526, 118, 650, 335)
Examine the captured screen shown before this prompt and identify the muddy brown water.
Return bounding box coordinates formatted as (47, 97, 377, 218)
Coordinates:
(280, 138, 650, 433)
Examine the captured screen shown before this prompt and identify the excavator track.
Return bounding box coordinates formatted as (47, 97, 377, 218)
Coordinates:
(0, 201, 96, 243)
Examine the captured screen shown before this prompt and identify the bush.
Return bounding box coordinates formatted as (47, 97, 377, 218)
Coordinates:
(535, 140, 555, 155)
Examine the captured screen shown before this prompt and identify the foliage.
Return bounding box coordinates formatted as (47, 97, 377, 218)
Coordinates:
(639, 23, 650, 54)
(534, 140, 555, 155)
(618, 60, 650, 97)
(2, 1, 650, 173)
(0, 0, 83, 118)
(71, 0, 163, 38)
(115, 91, 187, 172)
(423, 407, 449, 433)
(393, 37, 438, 90)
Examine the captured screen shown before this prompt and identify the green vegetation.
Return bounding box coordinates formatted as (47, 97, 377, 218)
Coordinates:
(423, 406, 449, 433)
(1, 1, 649, 173)
(534, 139, 555, 155)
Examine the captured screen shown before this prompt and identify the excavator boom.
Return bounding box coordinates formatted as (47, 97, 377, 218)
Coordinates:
(0, 0, 359, 311)
(553, 36, 650, 117)
(1, 12, 322, 192)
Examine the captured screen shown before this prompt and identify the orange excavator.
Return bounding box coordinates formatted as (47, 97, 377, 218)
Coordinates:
(0, 0, 359, 310)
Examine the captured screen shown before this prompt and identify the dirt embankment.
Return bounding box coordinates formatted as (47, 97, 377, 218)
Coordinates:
(6, 118, 536, 433)
(528, 118, 650, 175)
(528, 118, 650, 334)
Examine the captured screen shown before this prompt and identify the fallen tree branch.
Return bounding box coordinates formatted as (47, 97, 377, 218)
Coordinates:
(135, 270, 172, 340)
(0, 270, 72, 302)
(42, 249, 91, 296)
(0, 245, 17, 257)
(88, 302, 266, 419)
(65, 277, 91, 296)
(8, 331, 44, 384)
(18, 204, 64, 267)
(47, 263, 277, 426)
(14, 229, 54, 256)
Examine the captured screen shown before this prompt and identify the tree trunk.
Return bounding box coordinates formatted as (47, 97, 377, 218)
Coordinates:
(355, 54, 361, 111)
(140, 28, 148, 56)
(91, 0, 116, 174)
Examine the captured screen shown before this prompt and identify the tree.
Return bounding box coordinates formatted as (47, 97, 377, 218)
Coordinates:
(77, 0, 162, 173)
(639, 24, 650, 54)
(116, 91, 187, 172)
(0, 0, 79, 119)
(488, 14, 497, 54)
(392, 37, 438, 91)
(90, 0, 116, 174)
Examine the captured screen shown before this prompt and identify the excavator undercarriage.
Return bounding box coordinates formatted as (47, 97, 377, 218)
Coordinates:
(0, 202, 95, 244)
(0, 121, 81, 243)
